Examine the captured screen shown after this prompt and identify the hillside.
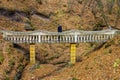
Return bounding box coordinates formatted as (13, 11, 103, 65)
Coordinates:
(0, 0, 120, 80)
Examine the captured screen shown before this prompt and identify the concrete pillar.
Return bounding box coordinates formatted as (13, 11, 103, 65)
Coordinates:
(77, 36, 79, 42)
(80, 36, 82, 42)
(36, 35, 38, 43)
(32, 35, 35, 43)
(56, 35, 58, 43)
(106, 35, 109, 40)
(71, 35, 74, 42)
(30, 35, 32, 43)
(13, 36, 16, 43)
(38, 35, 41, 43)
(99, 35, 101, 41)
(62, 35, 65, 43)
(98, 35, 100, 42)
(86, 35, 89, 42)
(75, 34, 77, 43)
(104, 34, 106, 41)
(27, 36, 29, 43)
(67, 36, 69, 42)
(70, 43, 76, 64)
(89, 35, 92, 42)
(47, 35, 49, 43)
(23, 36, 26, 43)
(19, 36, 22, 43)
(41, 35, 43, 43)
(83, 35, 86, 42)
(30, 44, 35, 64)
(11, 35, 13, 41)
(96, 35, 98, 42)
(53, 35, 55, 42)
(50, 35, 52, 43)
(45, 35, 47, 43)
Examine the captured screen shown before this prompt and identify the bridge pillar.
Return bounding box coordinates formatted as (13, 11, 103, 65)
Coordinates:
(25, 24, 36, 64)
(30, 44, 35, 64)
(70, 43, 76, 64)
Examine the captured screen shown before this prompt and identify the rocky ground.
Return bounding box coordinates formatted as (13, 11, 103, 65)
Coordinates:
(0, 0, 120, 80)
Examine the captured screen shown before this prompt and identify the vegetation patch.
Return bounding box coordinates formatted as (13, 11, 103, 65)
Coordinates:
(0, 51, 4, 64)
(9, 59, 15, 68)
(113, 59, 120, 69)
(36, 0, 42, 4)
(72, 77, 79, 80)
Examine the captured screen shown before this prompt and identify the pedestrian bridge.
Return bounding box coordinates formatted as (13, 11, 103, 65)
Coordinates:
(0, 29, 119, 43)
(0, 29, 120, 64)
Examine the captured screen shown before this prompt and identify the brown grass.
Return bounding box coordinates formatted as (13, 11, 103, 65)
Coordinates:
(0, 0, 120, 79)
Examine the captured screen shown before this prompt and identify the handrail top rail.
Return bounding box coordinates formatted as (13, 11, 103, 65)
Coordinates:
(0, 29, 119, 35)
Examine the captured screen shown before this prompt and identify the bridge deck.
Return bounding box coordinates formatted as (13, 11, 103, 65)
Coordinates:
(0, 29, 119, 43)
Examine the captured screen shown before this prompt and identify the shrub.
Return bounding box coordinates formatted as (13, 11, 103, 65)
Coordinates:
(72, 77, 78, 80)
(5, 76, 10, 80)
(0, 52, 4, 64)
(113, 59, 120, 68)
(36, 0, 42, 4)
(6, 47, 12, 54)
(9, 59, 15, 67)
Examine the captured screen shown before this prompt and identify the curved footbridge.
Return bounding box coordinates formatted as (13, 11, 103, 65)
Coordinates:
(0, 29, 120, 64)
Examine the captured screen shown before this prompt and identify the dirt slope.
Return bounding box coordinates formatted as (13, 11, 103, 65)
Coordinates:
(43, 36, 120, 80)
(0, 0, 120, 80)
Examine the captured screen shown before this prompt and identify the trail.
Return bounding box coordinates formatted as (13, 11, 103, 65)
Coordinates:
(38, 63, 68, 80)
(13, 44, 29, 80)
(0, 8, 50, 22)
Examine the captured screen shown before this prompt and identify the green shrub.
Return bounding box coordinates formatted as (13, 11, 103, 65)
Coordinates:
(9, 59, 15, 67)
(93, 22, 104, 31)
(104, 49, 112, 55)
(72, 77, 78, 80)
(113, 59, 120, 68)
(6, 46, 12, 54)
(5, 77, 10, 80)
(0, 52, 4, 64)
(36, 0, 42, 4)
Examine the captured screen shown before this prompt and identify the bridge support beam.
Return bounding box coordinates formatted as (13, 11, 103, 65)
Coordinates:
(30, 44, 35, 64)
(70, 43, 76, 64)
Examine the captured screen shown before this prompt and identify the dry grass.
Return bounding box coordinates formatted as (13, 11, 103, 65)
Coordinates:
(0, 0, 120, 80)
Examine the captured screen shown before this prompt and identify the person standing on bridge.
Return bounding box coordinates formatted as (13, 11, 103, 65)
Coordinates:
(58, 25, 62, 42)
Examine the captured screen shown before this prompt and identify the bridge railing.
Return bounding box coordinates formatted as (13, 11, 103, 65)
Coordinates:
(1, 29, 120, 64)
(0, 29, 120, 43)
